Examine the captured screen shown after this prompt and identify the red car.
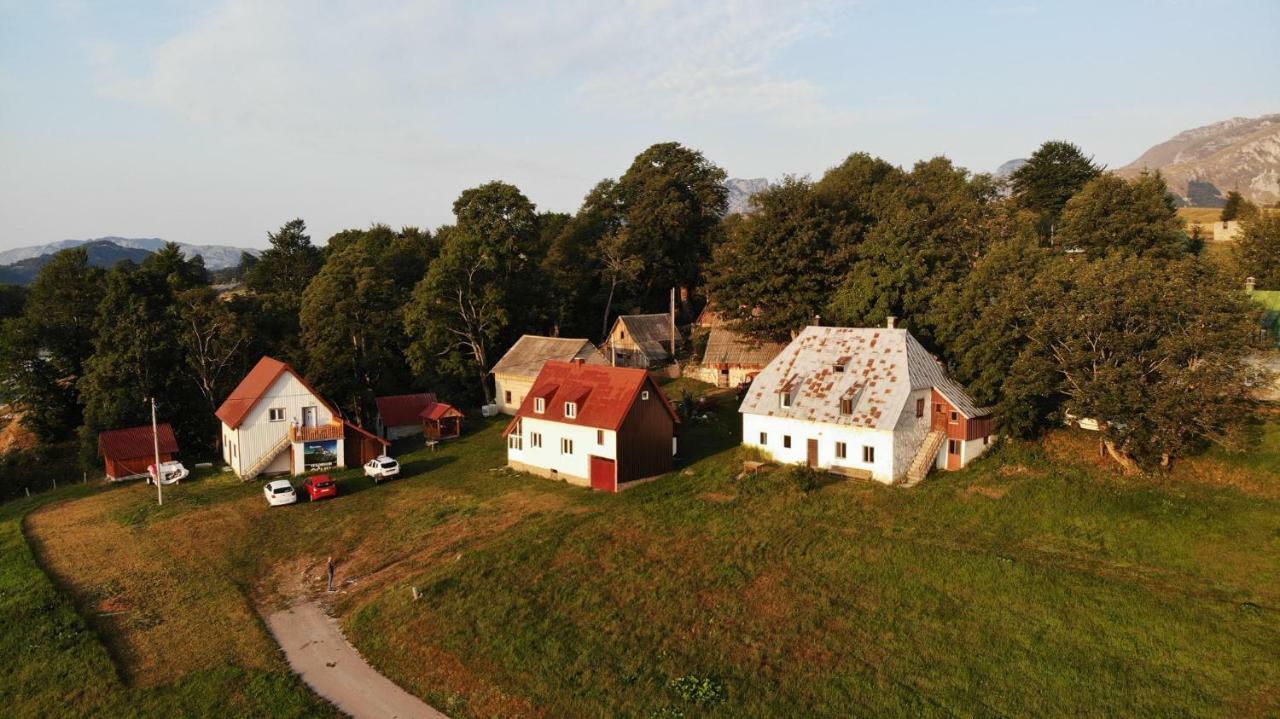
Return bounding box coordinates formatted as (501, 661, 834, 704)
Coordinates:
(301, 474, 337, 502)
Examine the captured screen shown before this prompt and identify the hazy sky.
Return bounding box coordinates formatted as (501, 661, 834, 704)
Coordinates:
(2, 0, 1277, 250)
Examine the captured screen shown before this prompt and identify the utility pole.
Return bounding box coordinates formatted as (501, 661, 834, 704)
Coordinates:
(669, 287, 676, 360)
(151, 397, 162, 506)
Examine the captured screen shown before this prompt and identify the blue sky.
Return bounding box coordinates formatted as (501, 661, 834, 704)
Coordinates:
(1, 0, 1277, 250)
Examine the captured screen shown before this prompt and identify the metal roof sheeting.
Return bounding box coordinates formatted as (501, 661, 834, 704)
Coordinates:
(490, 335, 605, 378)
(375, 393, 438, 427)
(738, 326, 987, 430)
(99, 423, 179, 460)
(701, 328, 784, 368)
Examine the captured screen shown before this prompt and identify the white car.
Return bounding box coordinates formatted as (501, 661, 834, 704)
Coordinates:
(147, 461, 189, 485)
(364, 455, 400, 482)
(263, 479, 297, 506)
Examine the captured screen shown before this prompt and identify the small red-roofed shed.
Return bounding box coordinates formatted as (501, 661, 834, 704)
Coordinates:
(99, 423, 179, 481)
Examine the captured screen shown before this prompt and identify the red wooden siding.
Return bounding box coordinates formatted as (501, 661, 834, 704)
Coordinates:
(106, 452, 173, 479)
(614, 377, 676, 484)
(931, 388, 992, 441)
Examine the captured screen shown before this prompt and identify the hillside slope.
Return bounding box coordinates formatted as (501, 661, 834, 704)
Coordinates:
(1119, 114, 1280, 207)
(0, 237, 257, 271)
(0, 240, 153, 285)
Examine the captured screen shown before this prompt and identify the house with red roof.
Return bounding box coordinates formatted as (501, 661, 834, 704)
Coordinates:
(216, 356, 387, 480)
(98, 423, 179, 481)
(502, 359, 679, 492)
(374, 392, 464, 440)
(375, 393, 436, 440)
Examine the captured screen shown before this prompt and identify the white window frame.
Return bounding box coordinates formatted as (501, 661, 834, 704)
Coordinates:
(530, 432, 542, 448)
(862, 445, 875, 464)
(565, 402, 577, 418)
(641, 390, 650, 400)
(268, 407, 286, 422)
(561, 438, 574, 455)
(534, 397, 545, 414)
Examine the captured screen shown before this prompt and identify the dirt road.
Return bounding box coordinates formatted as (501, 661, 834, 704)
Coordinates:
(266, 601, 448, 719)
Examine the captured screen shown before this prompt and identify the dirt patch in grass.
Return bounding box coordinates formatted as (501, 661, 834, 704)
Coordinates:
(965, 485, 1009, 500)
(699, 491, 737, 503)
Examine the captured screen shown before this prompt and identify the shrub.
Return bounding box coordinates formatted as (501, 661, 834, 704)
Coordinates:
(785, 465, 822, 492)
(668, 675, 727, 706)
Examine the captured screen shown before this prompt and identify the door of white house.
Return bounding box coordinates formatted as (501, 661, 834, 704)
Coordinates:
(302, 406, 317, 427)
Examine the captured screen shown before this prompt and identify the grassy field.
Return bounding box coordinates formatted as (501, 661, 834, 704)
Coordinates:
(4, 382, 1280, 717)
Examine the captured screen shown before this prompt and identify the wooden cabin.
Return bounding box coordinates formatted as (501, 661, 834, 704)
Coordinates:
(99, 423, 179, 481)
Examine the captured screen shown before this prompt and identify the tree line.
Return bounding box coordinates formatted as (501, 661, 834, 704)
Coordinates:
(1, 140, 1276, 474)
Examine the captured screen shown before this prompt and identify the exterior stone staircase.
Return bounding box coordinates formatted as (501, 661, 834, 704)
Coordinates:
(902, 430, 946, 487)
(242, 431, 292, 481)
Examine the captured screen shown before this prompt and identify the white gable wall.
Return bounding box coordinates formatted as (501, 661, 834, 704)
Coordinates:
(221, 371, 335, 477)
(507, 415, 616, 486)
(741, 413, 897, 483)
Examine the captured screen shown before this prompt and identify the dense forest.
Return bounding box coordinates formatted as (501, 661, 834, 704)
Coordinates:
(1, 140, 1277, 486)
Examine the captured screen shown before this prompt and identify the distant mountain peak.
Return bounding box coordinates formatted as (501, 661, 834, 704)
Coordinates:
(0, 237, 258, 271)
(1118, 113, 1280, 207)
(724, 177, 771, 215)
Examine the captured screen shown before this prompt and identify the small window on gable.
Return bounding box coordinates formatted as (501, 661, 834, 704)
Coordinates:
(950, 411, 958, 423)
(641, 390, 650, 400)
(565, 402, 577, 418)
(504, 390, 512, 403)
(916, 398, 925, 418)
(534, 397, 545, 413)
(268, 408, 285, 422)
(839, 398, 853, 415)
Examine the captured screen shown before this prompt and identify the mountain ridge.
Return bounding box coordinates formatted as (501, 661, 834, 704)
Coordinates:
(0, 237, 258, 271)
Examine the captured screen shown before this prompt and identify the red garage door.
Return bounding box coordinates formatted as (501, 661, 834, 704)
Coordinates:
(590, 456, 617, 493)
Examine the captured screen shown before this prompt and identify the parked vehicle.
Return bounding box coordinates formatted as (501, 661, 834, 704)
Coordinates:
(146, 461, 189, 485)
(363, 455, 400, 482)
(301, 474, 337, 501)
(263, 479, 297, 506)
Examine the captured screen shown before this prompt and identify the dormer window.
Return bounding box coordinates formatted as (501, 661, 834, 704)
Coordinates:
(565, 402, 577, 418)
(780, 392, 791, 409)
(833, 364, 845, 373)
(534, 397, 545, 413)
(840, 398, 853, 415)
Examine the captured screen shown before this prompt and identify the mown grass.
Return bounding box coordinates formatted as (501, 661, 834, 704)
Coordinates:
(6, 383, 1280, 717)
(0, 485, 332, 718)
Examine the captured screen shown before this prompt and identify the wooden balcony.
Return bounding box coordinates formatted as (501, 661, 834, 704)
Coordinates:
(291, 420, 343, 442)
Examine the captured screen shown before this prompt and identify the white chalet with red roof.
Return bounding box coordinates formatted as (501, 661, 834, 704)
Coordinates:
(739, 323, 993, 485)
(503, 359, 679, 492)
(217, 356, 387, 480)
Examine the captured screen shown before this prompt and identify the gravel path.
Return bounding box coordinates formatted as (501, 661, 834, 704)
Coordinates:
(266, 601, 447, 719)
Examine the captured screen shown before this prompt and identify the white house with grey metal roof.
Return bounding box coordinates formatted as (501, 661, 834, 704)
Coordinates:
(738, 323, 993, 485)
